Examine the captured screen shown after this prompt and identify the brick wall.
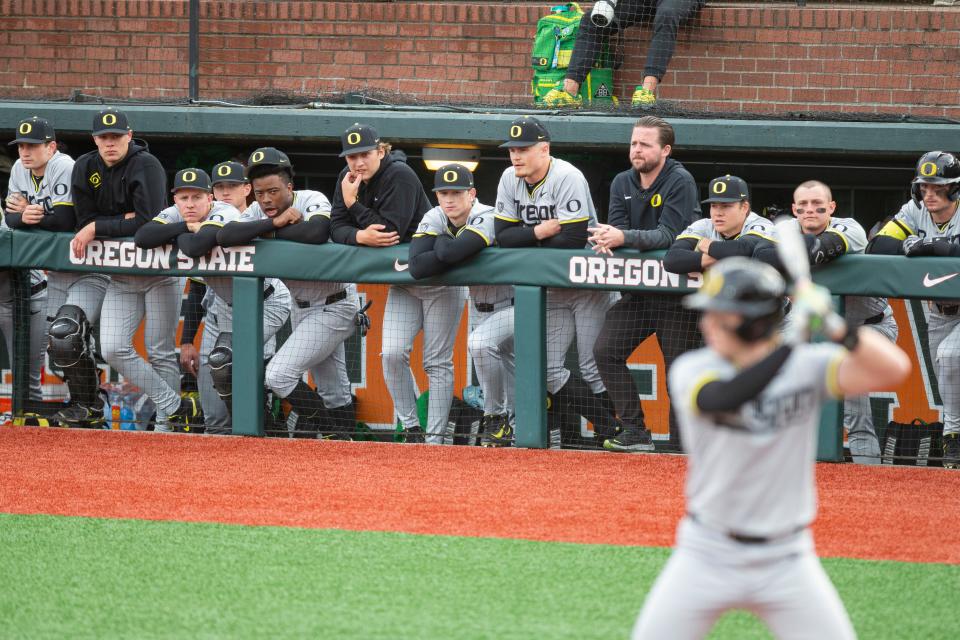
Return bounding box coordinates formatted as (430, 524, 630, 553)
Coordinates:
(0, 1, 957, 119)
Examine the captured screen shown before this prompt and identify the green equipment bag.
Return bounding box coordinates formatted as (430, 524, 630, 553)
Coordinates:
(531, 3, 584, 71)
(532, 67, 615, 105)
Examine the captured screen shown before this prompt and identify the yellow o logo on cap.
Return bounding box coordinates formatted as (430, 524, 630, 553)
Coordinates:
(216, 164, 231, 177)
(181, 171, 197, 183)
(651, 194, 662, 207)
(712, 181, 728, 195)
(18, 122, 32, 135)
(443, 170, 459, 184)
(510, 125, 522, 138)
(347, 132, 362, 145)
(920, 162, 938, 177)
(251, 151, 265, 163)
(102, 113, 117, 126)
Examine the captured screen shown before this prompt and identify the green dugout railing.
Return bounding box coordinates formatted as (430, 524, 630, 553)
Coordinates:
(5, 229, 956, 460)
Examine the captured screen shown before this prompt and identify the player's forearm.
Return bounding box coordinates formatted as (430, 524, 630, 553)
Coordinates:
(707, 238, 760, 260)
(275, 217, 330, 244)
(329, 215, 359, 245)
(663, 240, 701, 274)
(495, 219, 538, 247)
(696, 345, 794, 415)
(39, 204, 77, 232)
(408, 237, 447, 279)
(866, 235, 904, 255)
(217, 219, 275, 246)
(95, 212, 150, 238)
(134, 221, 188, 248)
(540, 220, 588, 249)
(837, 327, 911, 397)
(177, 226, 221, 257)
(434, 232, 486, 263)
(623, 226, 673, 251)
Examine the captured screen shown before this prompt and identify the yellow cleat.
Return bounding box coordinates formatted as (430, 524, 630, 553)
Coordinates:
(631, 86, 657, 109)
(541, 88, 583, 109)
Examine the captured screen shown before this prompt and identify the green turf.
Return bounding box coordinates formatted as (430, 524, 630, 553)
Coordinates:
(0, 514, 956, 639)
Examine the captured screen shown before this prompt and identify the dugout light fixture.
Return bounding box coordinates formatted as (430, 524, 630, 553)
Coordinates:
(422, 145, 481, 172)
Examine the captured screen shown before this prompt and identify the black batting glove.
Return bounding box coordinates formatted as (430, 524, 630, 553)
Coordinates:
(355, 300, 373, 337)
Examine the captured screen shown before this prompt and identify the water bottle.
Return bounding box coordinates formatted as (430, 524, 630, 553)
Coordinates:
(103, 383, 122, 430)
(120, 393, 137, 431)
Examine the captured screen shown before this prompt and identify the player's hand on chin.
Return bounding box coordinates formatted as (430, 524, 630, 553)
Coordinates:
(341, 172, 360, 207)
(356, 224, 399, 247)
(71, 222, 97, 259)
(186, 221, 203, 233)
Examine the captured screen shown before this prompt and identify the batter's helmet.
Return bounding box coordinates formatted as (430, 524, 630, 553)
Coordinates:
(683, 258, 785, 341)
(911, 151, 960, 204)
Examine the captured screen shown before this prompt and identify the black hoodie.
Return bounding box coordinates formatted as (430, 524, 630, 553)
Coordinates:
(607, 157, 700, 250)
(71, 139, 167, 236)
(329, 152, 431, 245)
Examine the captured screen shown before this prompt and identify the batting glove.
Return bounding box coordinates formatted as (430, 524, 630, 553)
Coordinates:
(355, 300, 372, 337)
(904, 236, 955, 257)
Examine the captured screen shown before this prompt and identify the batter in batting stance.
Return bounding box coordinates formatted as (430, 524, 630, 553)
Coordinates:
(495, 116, 619, 445)
(587, 116, 700, 452)
(3, 117, 68, 402)
(136, 168, 291, 435)
(632, 258, 909, 639)
(63, 108, 173, 428)
(219, 148, 358, 439)
(869, 151, 960, 469)
(408, 164, 516, 446)
(330, 123, 460, 445)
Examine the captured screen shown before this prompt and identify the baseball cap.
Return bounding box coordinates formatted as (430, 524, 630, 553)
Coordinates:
(171, 168, 212, 193)
(702, 175, 750, 204)
(339, 123, 380, 157)
(211, 161, 247, 185)
(92, 108, 131, 135)
(499, 116, 551, 148)
(245, 147, 293, 177)
(9, 116, 55, 145)
(432, 163, 475, 192)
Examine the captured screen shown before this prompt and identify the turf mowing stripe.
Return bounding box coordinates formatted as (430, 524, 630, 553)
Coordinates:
(0, 514, 956, 640)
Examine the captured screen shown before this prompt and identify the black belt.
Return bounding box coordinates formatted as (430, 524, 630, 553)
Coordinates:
(31, 281, 47, 296)
(474, 298, 514, 313)
(935, 303, 960, 316)
(863, 312, 885, 325)
(227, 284, 274, 307)
(688, 513, 805, 545)
(296, 288, 347, 309)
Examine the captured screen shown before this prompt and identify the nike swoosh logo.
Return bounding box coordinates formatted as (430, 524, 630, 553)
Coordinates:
(394, 259, 409, 272)
(624, 196, 632, 200)
(923, 272, 958, 287)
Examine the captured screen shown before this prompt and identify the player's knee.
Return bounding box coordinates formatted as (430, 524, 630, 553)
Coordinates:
(380, 345, 409, 368)
(47, 304, 91, 367)
(468, 333, 497, 360)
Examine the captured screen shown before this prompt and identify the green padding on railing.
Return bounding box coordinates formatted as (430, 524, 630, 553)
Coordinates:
(7, 229, 960, 299)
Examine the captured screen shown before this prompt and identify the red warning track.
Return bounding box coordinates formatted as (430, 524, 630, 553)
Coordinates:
(0, 427, 956, 564)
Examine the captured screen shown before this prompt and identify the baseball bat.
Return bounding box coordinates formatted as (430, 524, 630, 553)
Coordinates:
(773, 215, 846, 337)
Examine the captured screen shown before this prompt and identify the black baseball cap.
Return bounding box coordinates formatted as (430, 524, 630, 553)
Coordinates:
(9, 116, 55, 145)
(702, 175, 750, 204)
(211, 161, 247, 185)
(171, 168, 212, 193)
(92, 108, 131, 135)
(432, 163, 475, 192)
(245, 147, 293, 177)
(339, 123, 380, 157)
(499, 116, 550, 148)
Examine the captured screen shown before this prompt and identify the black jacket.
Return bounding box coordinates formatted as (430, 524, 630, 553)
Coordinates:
(71, 139, 167, 236)
(608, 158, 700, 250)
(329, 153, 431, 245)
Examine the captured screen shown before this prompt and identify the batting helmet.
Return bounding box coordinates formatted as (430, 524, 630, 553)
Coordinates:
(911, 151, 960, 204)
(683, 257, 786, 341)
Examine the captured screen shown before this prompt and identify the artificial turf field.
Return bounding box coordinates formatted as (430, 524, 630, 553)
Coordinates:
(1, 428, 958, 638)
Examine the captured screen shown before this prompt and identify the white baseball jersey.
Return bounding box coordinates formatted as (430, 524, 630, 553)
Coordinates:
(7, 151, 74, 215)
(676, 211, 776, 243)
(668, 342, 846, 538)
(240, 190, 344, 303)
(880, 199, 960, 243)
(0, 154, 67, 299)
(494, 157, 598, 229)
(414, 200, 512, 305)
